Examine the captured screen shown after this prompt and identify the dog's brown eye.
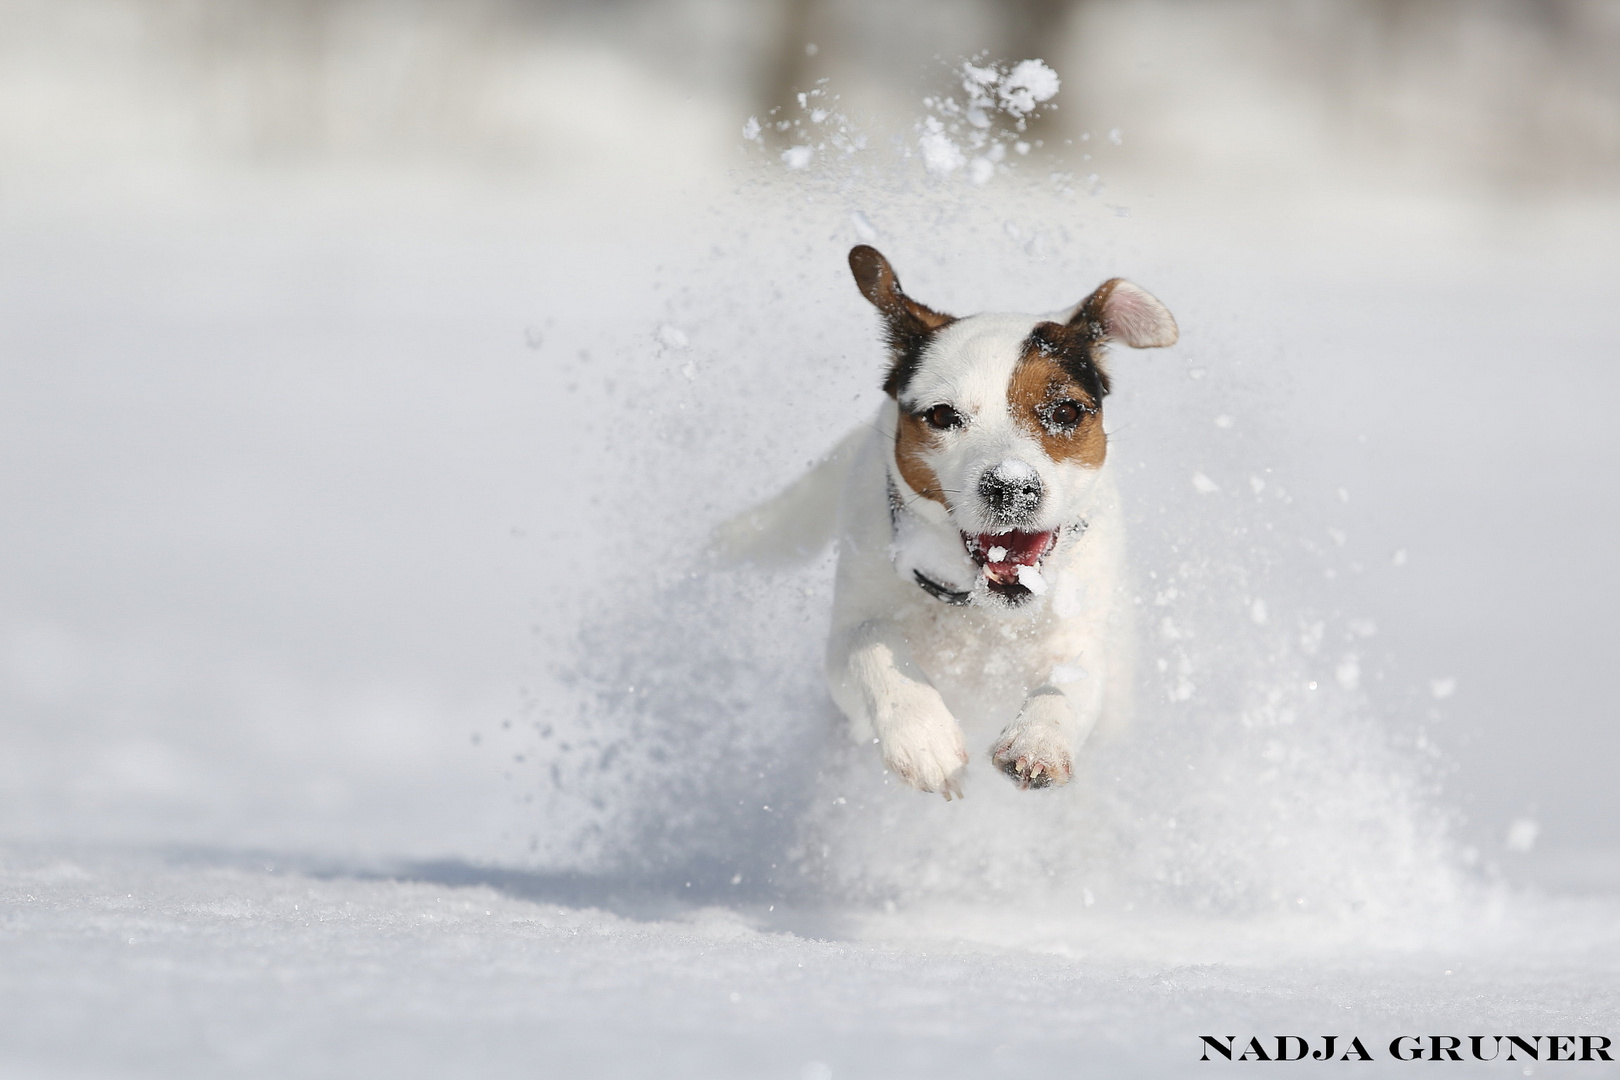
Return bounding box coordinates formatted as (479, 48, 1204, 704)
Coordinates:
(1049, 400, 1085, 428)
(923, 404, 963, 430)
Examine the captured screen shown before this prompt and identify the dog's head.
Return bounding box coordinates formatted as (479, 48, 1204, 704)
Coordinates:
(850, 244, 1177, 604)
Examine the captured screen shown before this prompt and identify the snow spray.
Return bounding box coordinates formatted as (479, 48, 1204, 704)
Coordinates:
(519, 59, 1470, 948)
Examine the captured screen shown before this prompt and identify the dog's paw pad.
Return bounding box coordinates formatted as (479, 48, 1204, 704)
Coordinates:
(991, 731, 1072, 791)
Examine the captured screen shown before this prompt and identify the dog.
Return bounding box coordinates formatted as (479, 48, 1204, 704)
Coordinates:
(717, 245, 1177, 799)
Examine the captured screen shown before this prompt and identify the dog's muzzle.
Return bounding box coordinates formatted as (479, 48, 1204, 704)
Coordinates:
(965, 527, 1057, 603)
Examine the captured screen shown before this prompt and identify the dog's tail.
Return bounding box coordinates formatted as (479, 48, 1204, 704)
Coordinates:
(709, 425, 867, 567)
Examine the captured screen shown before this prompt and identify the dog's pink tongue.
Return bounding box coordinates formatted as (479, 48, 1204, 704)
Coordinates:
(970, 530, 1055, 584)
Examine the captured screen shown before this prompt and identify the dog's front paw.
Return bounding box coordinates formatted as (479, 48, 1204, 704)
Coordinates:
(881, 719, 969, 800)
(990, 724, 1073, 790)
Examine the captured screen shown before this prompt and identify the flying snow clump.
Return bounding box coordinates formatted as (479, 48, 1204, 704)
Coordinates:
(1505, 817, 1539, 852)
(915, 58, 1061, 184)
(996, 59, 1062, 117)
(918, 117, 966, 175)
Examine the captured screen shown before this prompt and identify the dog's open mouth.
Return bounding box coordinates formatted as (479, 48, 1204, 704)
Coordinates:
(965, 528, 1057, 602)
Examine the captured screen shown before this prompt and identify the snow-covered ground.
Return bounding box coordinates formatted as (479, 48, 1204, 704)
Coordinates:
(4, 45, 1620, 1075)
(4, 840, 1619, 1079)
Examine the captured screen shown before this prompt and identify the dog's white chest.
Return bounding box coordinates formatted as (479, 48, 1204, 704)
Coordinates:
(888, 600, 1084, 733)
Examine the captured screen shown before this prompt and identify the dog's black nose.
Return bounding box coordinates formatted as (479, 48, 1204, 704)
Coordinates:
(978, 461, 1043, 520)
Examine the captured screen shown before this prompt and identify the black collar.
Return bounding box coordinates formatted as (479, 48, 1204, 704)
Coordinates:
(913, 570, 971, 605)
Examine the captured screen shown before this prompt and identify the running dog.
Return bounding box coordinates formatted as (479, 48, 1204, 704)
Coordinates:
(717, 246, 1177, 799)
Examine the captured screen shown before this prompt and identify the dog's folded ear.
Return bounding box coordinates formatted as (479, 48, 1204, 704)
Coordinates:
(1068, 279, 1178, 348)
(849, 245, 955, 397)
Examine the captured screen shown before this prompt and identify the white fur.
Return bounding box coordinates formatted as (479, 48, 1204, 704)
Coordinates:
(822, 390, 1128, 796)
(720, 284, 1169, 797)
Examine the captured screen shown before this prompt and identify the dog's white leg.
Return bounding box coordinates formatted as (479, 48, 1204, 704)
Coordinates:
(991, 651, 1108, 790)
(826, 619, 969, 799)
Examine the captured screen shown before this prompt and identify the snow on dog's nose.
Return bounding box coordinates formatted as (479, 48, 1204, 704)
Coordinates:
(977, 458, 1043, 522)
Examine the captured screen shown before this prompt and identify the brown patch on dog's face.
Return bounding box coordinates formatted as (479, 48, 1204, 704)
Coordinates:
(1008, 329, 1109, 468)
(894, 411, 949, 506)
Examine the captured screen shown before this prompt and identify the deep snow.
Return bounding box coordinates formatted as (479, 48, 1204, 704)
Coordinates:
(4, 74, 1620, 1075)
(3, 842, 1619, 1079)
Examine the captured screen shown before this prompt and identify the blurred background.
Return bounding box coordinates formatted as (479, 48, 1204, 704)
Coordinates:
(5, 0, 1618, 206)
(2, 0, 1618, 876)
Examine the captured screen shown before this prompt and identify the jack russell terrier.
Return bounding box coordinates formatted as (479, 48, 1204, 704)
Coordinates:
(717, 245, 1177, 799)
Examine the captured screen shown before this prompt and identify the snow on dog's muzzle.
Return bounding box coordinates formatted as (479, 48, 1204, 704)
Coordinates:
(977, 459, 1044, 522)
(965, 528, 1057, 600)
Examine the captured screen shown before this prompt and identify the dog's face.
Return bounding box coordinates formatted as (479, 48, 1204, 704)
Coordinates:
(850, 245, 1177, 604)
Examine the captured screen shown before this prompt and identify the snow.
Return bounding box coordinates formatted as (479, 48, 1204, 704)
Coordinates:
(4, 844, 1620, 1079)
(782, 145, 814, 170)
(913, 59, 1062, 184)
(918, 118, 965, 176)
(2, 41, 1619, 1080)
(1014, 563, 1047, 595)
(1051, 663, 1088, 684)
(996, 60, 1061, 118)
(1506, 819, 1541, 853)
